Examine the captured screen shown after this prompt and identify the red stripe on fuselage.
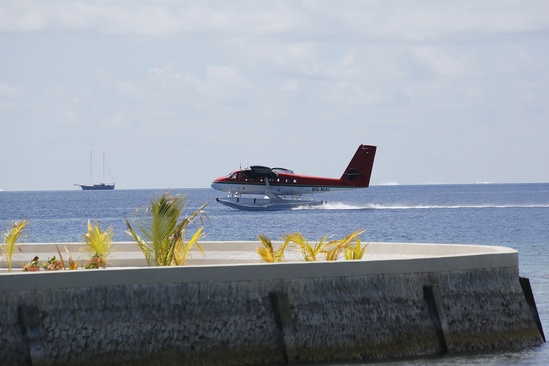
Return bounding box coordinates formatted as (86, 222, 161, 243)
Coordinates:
(212, 172, 352, 187)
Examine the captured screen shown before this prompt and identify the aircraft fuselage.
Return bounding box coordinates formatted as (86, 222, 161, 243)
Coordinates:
(211, 172, 353, 196)
(211, 144, 377, 209)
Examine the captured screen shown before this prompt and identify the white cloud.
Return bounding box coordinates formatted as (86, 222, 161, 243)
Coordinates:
(2, 1, 545, 40)
(116, 82, 146, 99)
(0, 82, 21, 97)
(0, 0, 302, 37)
(281, 79, 299, 92)
(342, 48, 357, 67)
(410, 46, 476, 78)
(149, 64, 248, 101)
(206, 65, 247, 88)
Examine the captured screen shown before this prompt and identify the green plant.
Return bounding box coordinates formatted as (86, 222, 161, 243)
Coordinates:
(344, 238, 368, 260)
(325, 229, 365, 261)
(256, 235, 290, 263)
(272, 229, 366, 262)
(42, 256, 63, 271)
(1, 220, 29, 272)
(283, 232, 332, 262)
(83, 220, 113, 266)
(23, 256, 40, 272)
(64, 246, 79, 270)
(85, 253, 107, 269)
(125, 192, 208, 266)
(54, 244, 67, 270)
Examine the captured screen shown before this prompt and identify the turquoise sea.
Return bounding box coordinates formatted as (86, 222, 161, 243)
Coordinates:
(1, 183, 548, 364)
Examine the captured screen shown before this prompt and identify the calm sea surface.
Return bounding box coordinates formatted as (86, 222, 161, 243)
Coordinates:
(1, 183, 548, 365)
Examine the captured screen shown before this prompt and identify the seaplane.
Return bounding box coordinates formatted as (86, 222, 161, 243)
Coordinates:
(211, 144, 377, 210)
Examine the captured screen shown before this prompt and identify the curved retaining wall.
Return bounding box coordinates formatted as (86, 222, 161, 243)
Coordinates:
(0, 242, 545, 365)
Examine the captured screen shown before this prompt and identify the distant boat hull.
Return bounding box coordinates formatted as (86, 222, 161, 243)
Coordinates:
(76, 183, 115, 191)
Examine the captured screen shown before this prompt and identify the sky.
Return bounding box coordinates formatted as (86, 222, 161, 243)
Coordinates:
(1, 0, 548, 191)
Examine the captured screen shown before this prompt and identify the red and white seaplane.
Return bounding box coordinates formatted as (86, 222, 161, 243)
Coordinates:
(211, 144, 377, 210)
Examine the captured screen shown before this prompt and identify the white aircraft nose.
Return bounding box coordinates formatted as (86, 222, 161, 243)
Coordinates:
(211, 182, 225, 191)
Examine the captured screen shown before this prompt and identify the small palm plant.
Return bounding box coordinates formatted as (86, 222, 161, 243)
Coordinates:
(283, 232, 331, 262)
(1, 220, 29, 272)
(125, 193, 208, 266)
(256, 235, 290, 263)
(83, 220, 114, 268)
(344, 238, 369, 260)
(325, 229, 365, 261)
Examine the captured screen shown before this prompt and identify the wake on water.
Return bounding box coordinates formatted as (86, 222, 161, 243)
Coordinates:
(293, 202, 371, 210)
(294, 202, 549, 211)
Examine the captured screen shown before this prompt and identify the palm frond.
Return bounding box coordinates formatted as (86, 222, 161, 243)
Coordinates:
(324, 239, 343, 261)
(64, 246, 79, 270)
(173, 226, 205, 265)
(1, 220, 29, 272)
(325, 229, 365, 261)
(55, 244, 66, 270)
(284, 232, 329, 262)
(344, 238, 369, 260)
(257, 235, 276, 263)
(275, 238, 291, 262)
(125, 217, 155, 266)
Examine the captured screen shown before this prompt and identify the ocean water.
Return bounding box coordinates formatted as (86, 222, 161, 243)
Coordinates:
(1, 183, 548, 364)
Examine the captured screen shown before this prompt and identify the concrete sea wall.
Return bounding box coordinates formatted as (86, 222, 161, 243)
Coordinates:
(0, 242, 545, 365)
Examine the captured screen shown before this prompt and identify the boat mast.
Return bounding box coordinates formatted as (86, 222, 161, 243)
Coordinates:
(90, 151, 93, 184)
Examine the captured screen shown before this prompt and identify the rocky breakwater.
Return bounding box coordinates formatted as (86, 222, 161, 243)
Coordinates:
(0, 242, 545, 365)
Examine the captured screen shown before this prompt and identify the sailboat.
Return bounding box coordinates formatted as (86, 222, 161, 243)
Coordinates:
(75, 152, 115, 190)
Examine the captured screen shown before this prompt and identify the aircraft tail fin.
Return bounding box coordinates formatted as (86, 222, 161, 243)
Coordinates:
(340, 144, 377, 187)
